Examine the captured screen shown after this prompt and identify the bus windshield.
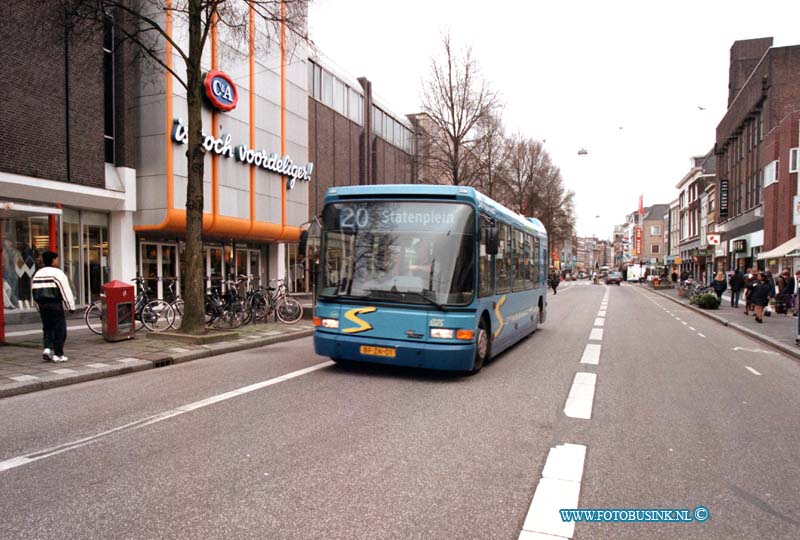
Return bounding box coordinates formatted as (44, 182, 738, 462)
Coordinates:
(320, 201, 475, 306)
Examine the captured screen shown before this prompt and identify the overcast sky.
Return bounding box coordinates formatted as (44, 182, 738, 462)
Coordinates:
(307, 0, 800, 239)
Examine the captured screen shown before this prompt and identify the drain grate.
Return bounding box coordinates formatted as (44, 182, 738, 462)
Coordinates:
(153, 359, 175, 368)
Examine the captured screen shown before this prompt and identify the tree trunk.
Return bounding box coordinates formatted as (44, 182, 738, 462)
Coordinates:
(181, 0, 206, 335)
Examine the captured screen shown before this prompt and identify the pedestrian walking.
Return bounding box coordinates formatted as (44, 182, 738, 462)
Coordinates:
(549, 271, 559, 295)
(711, 271, 727, 300)
(32, 251, 75, 362)
(776, 268, 794, 315)
(743, 268, 756, 315)
(794, 270, 800, 317)
(671, 271, 678, 284)
(729, 268, 744, 308)
(765, 270, 776, 317)
(748, 272, 771, 323)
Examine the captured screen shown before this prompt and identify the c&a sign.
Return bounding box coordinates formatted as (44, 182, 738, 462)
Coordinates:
(204, 70, 238, 112)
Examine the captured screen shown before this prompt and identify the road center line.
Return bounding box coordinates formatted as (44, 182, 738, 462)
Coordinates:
(564, 372, 597, 420)
(588, 328, 604, 341)
(520, 443, 587, 539)
(0, 361, 335, 473)
(593, 317, 605, 327)
(745, 366, 762, 376)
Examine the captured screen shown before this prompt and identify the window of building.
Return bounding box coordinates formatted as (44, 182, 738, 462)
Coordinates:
(763, 160, 779, 188)
(709, 193, 715, 213)
(758, 110, 763, 142)
(322, 69, 333, 107)
(314, 64, 322, 99)
(347, 89, 363, 125)
(650, 225, 660, 236)
(790, 148, 799, 173)
(651, 244, 660, 255)
(333, 78, 346, 116)
(755, 169, 762, 205)
(103, 15, 115, 164)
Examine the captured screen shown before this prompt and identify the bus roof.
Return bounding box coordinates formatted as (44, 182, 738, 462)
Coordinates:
(324, 184, 547, 237)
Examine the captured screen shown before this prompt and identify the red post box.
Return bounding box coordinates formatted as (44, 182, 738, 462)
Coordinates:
(102, 280, 135, 342)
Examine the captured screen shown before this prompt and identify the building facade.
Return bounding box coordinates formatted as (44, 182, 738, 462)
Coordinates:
(0, 4, 138, 322)
(676, 152, 715, 280)
(715, 38, 800, 273)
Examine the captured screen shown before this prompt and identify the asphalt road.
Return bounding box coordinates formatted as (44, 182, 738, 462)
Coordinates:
(0, 282, 798, 540)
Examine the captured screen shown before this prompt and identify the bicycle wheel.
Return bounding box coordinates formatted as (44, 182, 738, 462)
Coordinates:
(141, 300, 175, 332)
(84, 302, 103, 335)
(275, 297, 303, 324)
(250, 293, 269, 322)
(170, 298, 184, 330)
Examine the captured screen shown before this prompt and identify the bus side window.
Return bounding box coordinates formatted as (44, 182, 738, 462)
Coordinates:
(533, 236, 540, 287)
(496, 223, 511, 294)
(524, 234, 533, 290)
(478, 219, 494, 297)
(512, 229, 524, 292)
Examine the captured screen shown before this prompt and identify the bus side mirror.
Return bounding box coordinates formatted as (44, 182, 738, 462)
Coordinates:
(485, 227, 499, 256)
(298, 230, 308, 255)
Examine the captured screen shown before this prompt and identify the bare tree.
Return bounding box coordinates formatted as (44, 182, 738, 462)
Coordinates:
(468, 110, 507, 199)
(59, 0, 307, 334)
(419, 33, 500, 186)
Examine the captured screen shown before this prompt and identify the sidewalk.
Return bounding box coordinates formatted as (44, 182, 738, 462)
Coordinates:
(0, 317, 315, 399)
(648, 285, 800, 360)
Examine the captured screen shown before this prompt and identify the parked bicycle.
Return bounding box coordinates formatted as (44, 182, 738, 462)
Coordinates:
(84, 277, 176, 334)
(263, 278, 303, 324)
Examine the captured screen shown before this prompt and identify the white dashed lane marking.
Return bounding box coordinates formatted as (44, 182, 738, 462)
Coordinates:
(745, 366, 762, 376)
(564, 372, 597, 420)
(519, 443, 587, 540)
(580, 344, 601, 365)
(589, 328, 604, 341)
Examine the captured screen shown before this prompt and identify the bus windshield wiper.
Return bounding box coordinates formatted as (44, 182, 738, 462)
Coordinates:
(364, 289, 444, 309)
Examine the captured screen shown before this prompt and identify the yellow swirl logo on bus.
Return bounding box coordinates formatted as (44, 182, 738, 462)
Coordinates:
(493, 296, 507, 338)
(343, 307, 378, 334)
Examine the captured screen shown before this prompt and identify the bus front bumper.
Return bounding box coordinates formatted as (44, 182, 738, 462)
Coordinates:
(314, 331, 476, 372)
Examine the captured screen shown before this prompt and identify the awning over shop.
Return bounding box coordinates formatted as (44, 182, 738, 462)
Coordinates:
(757, 235, 800, 259)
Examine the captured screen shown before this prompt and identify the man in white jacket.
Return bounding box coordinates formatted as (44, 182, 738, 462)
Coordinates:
(32, 251, 75, 362)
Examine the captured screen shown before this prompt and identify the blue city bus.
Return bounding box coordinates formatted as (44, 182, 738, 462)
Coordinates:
(313, 184, 548, 373)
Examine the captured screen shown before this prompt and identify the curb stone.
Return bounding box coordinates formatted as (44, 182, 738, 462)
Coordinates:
(648, 288, 800, 363)
(0, 329, 314, 400)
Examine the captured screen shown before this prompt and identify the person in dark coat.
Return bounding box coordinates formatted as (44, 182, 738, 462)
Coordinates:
(776, 268, 795, 315)
(548, 271, 559, 295)
(711, 272, 727, 300)
(743, 268, 756, 315)
(671, 271, 678, 284)
(729, 269, 745, 308)
(748, 273, 771, 323)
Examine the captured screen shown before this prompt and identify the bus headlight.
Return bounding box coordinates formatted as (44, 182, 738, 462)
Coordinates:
(314, 317, 339, 329)
(430, 328, 454, 339)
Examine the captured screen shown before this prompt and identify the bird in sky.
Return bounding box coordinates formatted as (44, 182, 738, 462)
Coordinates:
(697, 106, 706, 110)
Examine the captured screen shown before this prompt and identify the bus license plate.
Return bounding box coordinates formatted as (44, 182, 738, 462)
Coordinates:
(360, 345, 396, 358)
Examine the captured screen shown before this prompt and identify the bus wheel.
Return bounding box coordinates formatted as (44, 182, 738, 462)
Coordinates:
(471, 321, 490, 374)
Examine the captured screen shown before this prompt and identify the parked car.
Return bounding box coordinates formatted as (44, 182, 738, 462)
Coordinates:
(605, 271, 623, 285)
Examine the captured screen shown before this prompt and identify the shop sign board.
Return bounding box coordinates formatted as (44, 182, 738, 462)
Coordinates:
(635, 227, 642, 255)
(171, 118, 313, 189)
(733, 239, 747, 253)
(719, 179, 729, 218)
(204, 70, 238, 112)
